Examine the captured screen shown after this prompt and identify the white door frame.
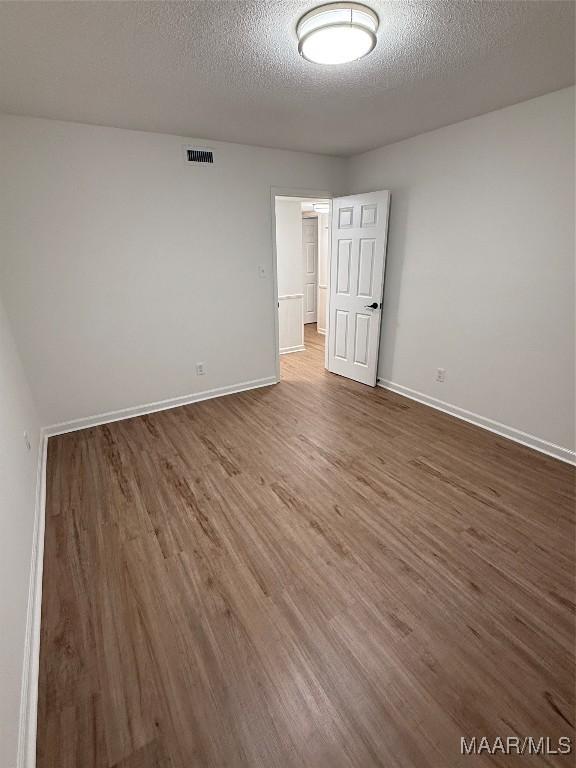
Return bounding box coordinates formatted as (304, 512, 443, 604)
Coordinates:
(270, 187, 333, 382)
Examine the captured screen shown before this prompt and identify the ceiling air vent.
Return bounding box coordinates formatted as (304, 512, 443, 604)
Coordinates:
(183, 145, 214, 164)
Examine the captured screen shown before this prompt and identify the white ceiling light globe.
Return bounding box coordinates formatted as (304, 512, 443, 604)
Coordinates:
(297, 3, 378, 66)
(300, 25, 374, 65)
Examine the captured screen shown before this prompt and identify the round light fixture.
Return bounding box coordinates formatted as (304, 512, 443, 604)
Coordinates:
(297, 2, 378, 65)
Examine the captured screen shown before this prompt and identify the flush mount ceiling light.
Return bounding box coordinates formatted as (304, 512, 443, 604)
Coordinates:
(297, 2, 379, 65)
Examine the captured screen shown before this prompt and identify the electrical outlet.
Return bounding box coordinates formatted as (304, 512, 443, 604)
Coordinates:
(196, 362, 206, 376)
(23, 431, 31, 451)
(436, 368, 446, 383)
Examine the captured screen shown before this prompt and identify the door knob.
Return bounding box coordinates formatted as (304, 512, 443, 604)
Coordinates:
(365, 302, 379, 309)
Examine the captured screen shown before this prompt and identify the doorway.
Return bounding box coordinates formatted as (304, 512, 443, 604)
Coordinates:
(272, 188, 391, 386)
(273, 194, 331, 376)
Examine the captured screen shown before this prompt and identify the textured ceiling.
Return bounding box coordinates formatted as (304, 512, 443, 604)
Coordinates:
(0, 1, 573, 156)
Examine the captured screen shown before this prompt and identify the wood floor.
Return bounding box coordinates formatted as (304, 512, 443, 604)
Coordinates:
(39, 324, 575, 767)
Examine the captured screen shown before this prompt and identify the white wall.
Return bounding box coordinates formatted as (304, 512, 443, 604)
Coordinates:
(275, 199, 304, 353)
(276, 200, 304, 297)
(0, 296, 41, 768)
(348, 87, 575, 456)
(0, 115, 345, 426)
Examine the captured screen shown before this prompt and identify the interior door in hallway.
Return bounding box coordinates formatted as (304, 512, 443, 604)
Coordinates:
(327, 191, 390, 386)
(302, 216, 318, 324)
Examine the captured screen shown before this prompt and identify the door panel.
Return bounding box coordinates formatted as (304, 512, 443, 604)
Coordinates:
(304, 242, 315, 274)
(336, 240, 352, 294)
(305, 282, 316, 314)
(327, 191, 390, 386)
(361, 203, 378, 227)
(302, 217, 318, 324)
(338, 207, 354, 228)
(353, 314, 370, 365)
(334, 310, 348, 359)
(357, 239, 375, 297)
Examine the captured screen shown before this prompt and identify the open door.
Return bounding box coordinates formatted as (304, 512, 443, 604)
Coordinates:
(327, 190, 390, 386)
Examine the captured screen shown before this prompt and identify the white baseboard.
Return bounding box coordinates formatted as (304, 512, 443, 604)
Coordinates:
(316, 328, 326, 336)
(377, 379, 575, 466)
(44, 376, 277, 437)
(17, 431, 48, 768)
(279, 345, 305, 355)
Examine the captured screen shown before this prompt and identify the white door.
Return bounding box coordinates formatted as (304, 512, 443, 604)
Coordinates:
(302, 217, 318, 324)
(327, 191, 390, 386)
(317, 212, 330, 335)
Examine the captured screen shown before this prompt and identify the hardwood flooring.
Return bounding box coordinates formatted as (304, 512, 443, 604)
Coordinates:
(38, 324, 575, 767)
